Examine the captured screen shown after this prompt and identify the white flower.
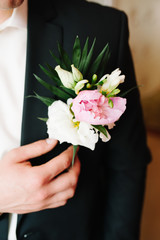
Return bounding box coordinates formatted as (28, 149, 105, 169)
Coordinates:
(98, 68, 125, 94)
(47, 100, 99, 150)
(74, 79, 88, 94)
(55, 65, 86, 94)
(71, 64, 83, 82)
(55, 65, 75, 89)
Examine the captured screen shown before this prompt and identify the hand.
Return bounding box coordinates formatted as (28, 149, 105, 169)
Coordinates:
(0, 139, 80, 214)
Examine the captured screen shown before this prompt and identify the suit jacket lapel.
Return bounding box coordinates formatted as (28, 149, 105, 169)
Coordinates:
(21, 1, 62, 146)
(18, 0, 62, 225)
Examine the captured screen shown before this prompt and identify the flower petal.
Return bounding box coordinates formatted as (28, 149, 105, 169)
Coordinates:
(55, 65, 75, 89)
(72, 90, 127, 125)
(75, 80, 88, 94)
(99, 68, 125, 94)
(47, 100, 98, 150)
(71, 64, 83, 82)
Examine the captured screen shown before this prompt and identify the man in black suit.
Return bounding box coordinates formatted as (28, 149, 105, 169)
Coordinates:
(0, 0, 151, 239)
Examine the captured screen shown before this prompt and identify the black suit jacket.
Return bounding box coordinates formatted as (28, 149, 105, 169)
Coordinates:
(0, 0, 151, 239)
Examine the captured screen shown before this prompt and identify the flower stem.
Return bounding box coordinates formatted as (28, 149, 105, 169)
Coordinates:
(72, 145, 78, 166)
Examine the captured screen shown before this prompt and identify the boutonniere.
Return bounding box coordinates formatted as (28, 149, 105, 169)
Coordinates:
(33, 36, 126, 165)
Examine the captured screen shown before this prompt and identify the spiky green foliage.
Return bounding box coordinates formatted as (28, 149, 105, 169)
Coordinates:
(33, 36, 110, 106)
(78, 37, 89, 72)
(72, 36, 81, 68)
(33, 92, 55, 107)
(34, 74, 72, 101)
(31, 36, 111, 165)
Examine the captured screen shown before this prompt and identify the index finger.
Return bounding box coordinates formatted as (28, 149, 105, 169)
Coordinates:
(33, 145, 77, 181)
(6, 139, 58, 163)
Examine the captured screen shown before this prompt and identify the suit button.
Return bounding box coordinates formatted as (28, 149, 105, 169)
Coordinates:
(23, 232, 33, 238)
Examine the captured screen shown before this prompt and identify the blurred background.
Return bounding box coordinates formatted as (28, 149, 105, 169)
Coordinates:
(87, 0, 160, 239)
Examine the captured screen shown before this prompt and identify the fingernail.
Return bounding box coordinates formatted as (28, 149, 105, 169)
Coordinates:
(46, 138, 55, 144)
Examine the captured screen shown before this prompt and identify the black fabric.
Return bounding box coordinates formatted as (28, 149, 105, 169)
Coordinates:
(0, 214, 9, 240)
(0, 0, 151, 239)
(102, 167, 146, 240)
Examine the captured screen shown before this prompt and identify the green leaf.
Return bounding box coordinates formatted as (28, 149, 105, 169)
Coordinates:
(26, 94, 55, 107)
(98, 47, 110, 78)
(79, 37, 89, 72)
(92, 125, 108, 138)
(45, 63, 61, 86)
(38, 117, 48, 122)
(89, 43, 109, 77)
(39, 64, 52, 79)
(72, 145, 78, 166)
(49, 50, 61, 65)
(60, 86, 76, 98)
(34, 74, 71, 101)
(72, 36, 81, 68)
(39, 64, 61, 86)
(108, 98, 114, 108)
(82, 38, 96, 77)
(119, 85, 142, 97)
(34, 92, 55, 106)
(58, 43, 71, 71)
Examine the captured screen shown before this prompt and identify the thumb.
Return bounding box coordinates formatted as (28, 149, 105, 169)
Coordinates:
(8, 139, 58, 163)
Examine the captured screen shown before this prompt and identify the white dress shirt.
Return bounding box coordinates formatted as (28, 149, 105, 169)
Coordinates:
(0, 1, 27, 239)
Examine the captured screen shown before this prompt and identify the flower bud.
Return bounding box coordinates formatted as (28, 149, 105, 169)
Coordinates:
(86, 83, 91, 89)
(71, 64, 83, 82)
(75, 80, 88, 94)
(92, 74, 98, 84)
(99, 68, 125, 94)
(55, 65, 75, 89)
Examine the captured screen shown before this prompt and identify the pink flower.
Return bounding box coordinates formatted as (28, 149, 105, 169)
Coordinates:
(71, 90, 126, 125)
